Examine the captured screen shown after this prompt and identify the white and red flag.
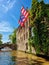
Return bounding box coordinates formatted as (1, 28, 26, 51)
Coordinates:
(21, 7, 29, 20)
(18, 6, 29, 27)
(18, 15, 25, 27)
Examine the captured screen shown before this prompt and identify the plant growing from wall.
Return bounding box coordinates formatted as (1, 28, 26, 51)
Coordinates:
(28, 37, 33, 53)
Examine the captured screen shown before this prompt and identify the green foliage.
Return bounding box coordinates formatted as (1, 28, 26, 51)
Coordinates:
(0, 34, 2, 44)
(9, 29, 16, 44)
(31, 0, 39, 19)
(39, 22, 48, 54)
(28, 37, 33, 53)
(0, 34, 2, 40)
(30, 0, 49, 55)
(33, 21, 41, 54)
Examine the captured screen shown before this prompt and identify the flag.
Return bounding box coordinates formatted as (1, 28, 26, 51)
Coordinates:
(18, 15, 25, 27)
(21, 7, 25, 15)
(18, 6, 29, 27)
(21, 7, 29, 20)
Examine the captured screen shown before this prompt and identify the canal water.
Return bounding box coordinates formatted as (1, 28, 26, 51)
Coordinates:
(0, 51, 16, 65)
(0, 51, 49, 65)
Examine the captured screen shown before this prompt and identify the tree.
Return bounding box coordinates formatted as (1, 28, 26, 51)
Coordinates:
(9, 34, 12, 43)
(0, 34, 2, 44)
(9, 29, 16, 44)
(30, 0, 49, 55)
(29, 0, 41, 54)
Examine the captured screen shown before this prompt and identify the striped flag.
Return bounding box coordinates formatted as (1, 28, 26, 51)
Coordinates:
(18, 15, 25, 27)
(18, 7, 29, 27)
(21, 7, 29, 21)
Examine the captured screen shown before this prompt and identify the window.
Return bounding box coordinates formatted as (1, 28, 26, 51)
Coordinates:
(24, 34, 25, 40)
(26, 43, 28, 50)
(26, 32, 28, 39)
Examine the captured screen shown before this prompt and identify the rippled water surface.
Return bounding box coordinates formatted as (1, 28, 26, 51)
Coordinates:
(0, 51, 16, 65)
(0, 51, 49, 65)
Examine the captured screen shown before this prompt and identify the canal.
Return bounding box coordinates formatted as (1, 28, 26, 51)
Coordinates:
(0, 51, 49, 65)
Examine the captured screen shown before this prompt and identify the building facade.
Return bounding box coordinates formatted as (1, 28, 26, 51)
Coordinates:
(16, 19, 36, 54)
(16, 19, 29, 51)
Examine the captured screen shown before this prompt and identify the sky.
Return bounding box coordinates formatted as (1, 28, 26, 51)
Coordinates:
(0, 0, 49, 43)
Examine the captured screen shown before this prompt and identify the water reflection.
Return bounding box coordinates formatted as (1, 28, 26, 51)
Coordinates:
(11, 56, 16, 65)
(0, 51, 49, 65)
(0, 52, 16, 65)
(27, 54, 44, 65)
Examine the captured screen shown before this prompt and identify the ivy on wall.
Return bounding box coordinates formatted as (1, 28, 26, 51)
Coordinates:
(29, 0, 49, 55)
